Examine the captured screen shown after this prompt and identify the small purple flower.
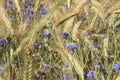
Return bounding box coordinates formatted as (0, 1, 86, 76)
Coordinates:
(39, 8, 49, 15)
(23, 9, 34, 18)
(73, 72, 78, 78)
(24, 14, 33, 18)
(64, 64, 69, 69)
(0, 39, 8, 46)
(86, 71, 96, 78)
(43, 31, 51, 38)
(99, 63, 105, 71)
(66, 43, 79, 51)
(113, 64, 120, 71)
(62, 32, 69, 39)
(94, 62, 105, 71)
(0, 67, 5, 71)
(0, 60, 6, 63)
(115, 28, 120, 33)
(26, 1, 33, 6)
(63, 74, 70, 80)
(36, 77, 41, 80)
(9, 0, 14, 2)
(33, 43, 39, 49)
(6, 3, 13, 9)
(94, 45, 101, 50)
(57, 74, 61, 78)
(8, 15, 14, 19)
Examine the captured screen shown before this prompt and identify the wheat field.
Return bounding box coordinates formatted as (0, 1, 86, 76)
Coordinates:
(0, 0, 120, 80)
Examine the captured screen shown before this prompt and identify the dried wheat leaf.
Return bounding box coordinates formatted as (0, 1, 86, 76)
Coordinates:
(91, 0, 104, 13)
(72, 21, 82, 41)
(113, 20, 120, 28)
(67, 0, 71, 8)
(14, 0, 21, 13)
(103, 37, 109, 57)
(91, 6, 105, 23)
(64, 17, 75, 32)
(113, 10, 120, 14)
(107, 2, 120, 16)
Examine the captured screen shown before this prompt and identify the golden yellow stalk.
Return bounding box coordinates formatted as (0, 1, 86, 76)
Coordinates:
(14, 0, 21, 13)
(0, 5, 13, 35)
(55, 0, 87, 26)
(54, 26, 84, 80)
(107, 2, 120, 16)
(103, 36, 109, 57)
(64, 17, 74, 32)
(33, 0, 40, 13)
(67, 0, 71, 8)
(72, 21, 82, 42)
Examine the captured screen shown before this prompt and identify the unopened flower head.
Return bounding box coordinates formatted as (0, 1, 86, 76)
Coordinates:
(33, 43, 39, 49)
(86, 71, 96, 78)
(94, 45, 101, 50)
(62, 32, 69, 39)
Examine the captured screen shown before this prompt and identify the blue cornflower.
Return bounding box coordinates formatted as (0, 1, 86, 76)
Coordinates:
(0, 60, 6, 63)
(66, 43, 79, 51)
(43, 31, 51, 38)
(26, 1, 33, 6)
(73, 72, 78, 78)
(33, 43, 39, 49)
(64, 64, 69, 69)
(0, 39, 8, 46)
(63, 74, 70, 80)
(36, 77, 41, 80)
(115, 28, 120, 33)
(113, 64, 120, 71)
(24, 9, 34, 15)
(9, 0, 14, 2)
(6, 3, 13, 9)
(23, 9, 34, 18)
(24, 14, 33, 18)
(94, 45, 101, 50)
(94, 62, 105, 71)
(0, 67, 5, 71)
(86, 71, 96, 78)
(62, 32, 69, 39)
(57, 74, 61, 78)
(8, 15, 14, 19)
(39, 8, 49, 15)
